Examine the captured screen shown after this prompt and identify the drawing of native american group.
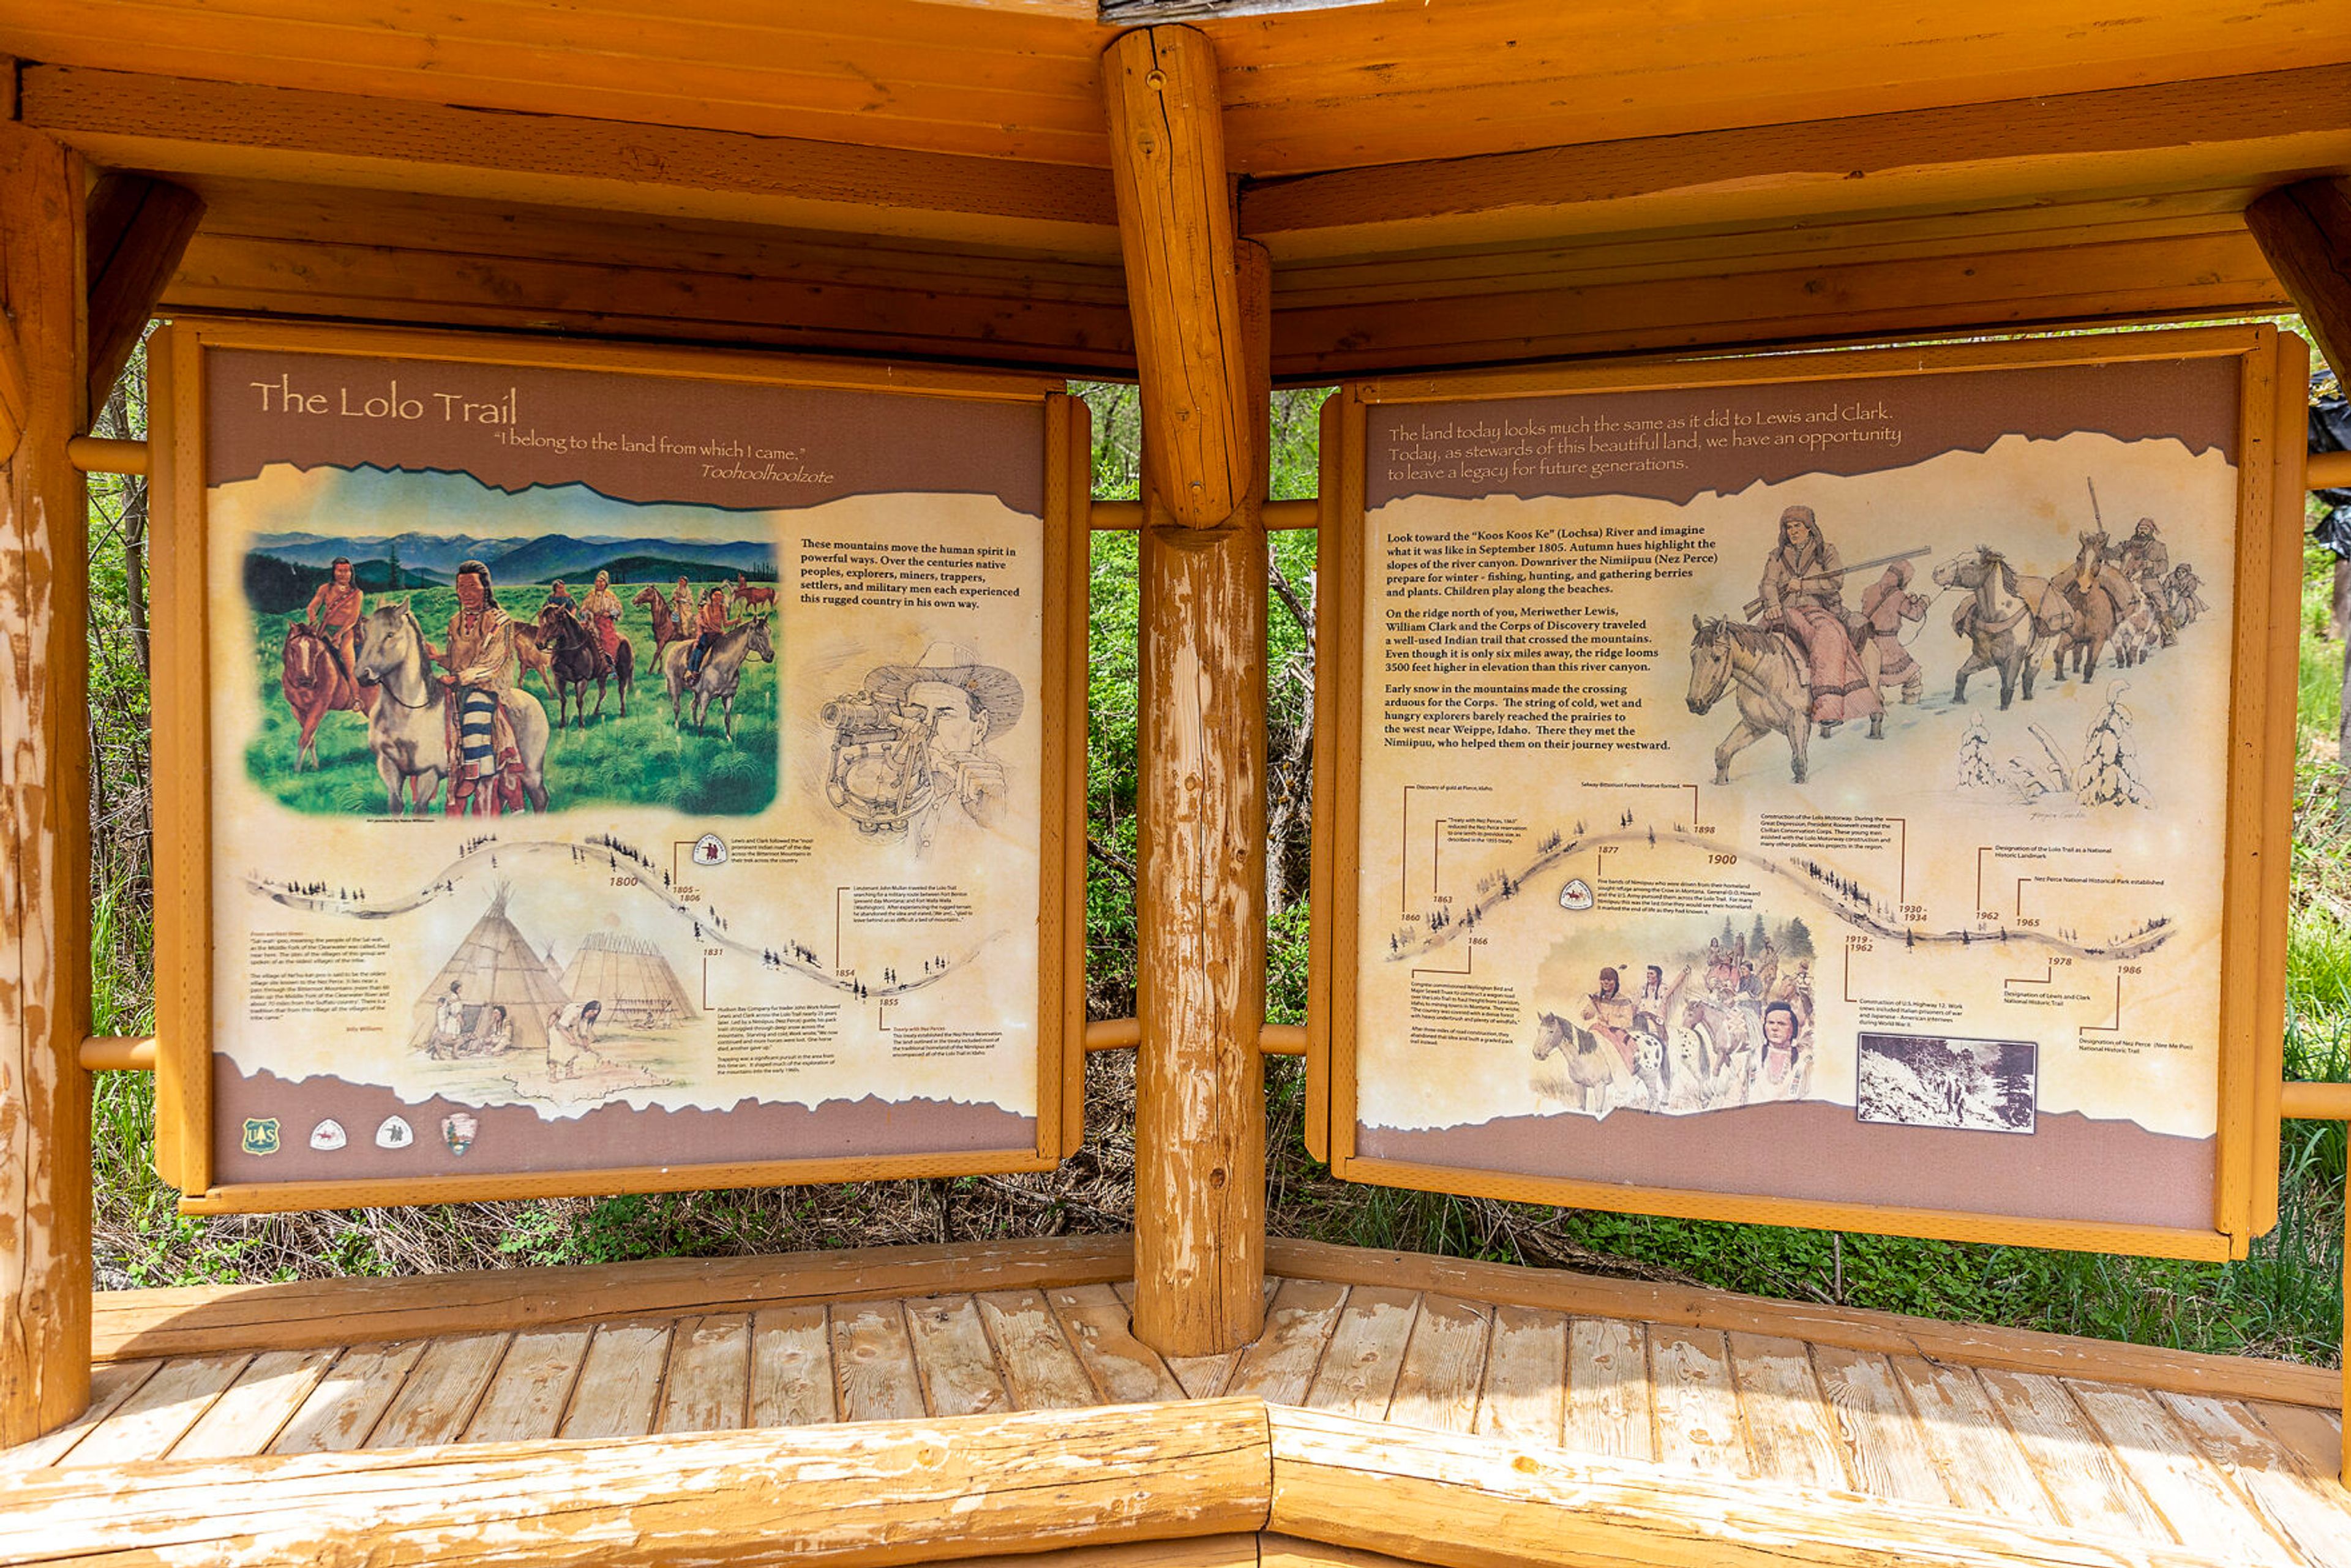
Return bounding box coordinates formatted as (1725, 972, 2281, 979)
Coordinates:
(1687, 482, 2210, 789)
(1530, 913, 1821, 1120)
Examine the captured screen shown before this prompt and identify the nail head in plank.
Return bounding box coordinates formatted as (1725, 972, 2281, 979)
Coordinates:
(1725, 1331, 1848, 1491)
(167, 1348, 338, 1461)
(271, 1341, 427, 1455)
(1305, 1286, 1422, 1420)
(1564, 1317, 1655, 1464)
(750, 1305, 836, 1428)
(2068, 1381, 2298, 1566)
(1810, 1341, 1953, 1508)
(1385, 1294, 1492, 1435)
(1646, 1325, 1752, 1477)
(1976, 1366, 2176, 1544)
(1048, 1284, 1184, 1405)
(1223, 1277, 1348, 1406)
(1888, 1354, 2057, 1523)
(657, 1314, 752, 1435)
(834, 1302, 929, 1422)
(367, 1332, 511, 1449)
(1472, 1305, 1567, 1448)
(905, 1297, 1012, 1417)
(463, 1327, 591, 1444)
(66, 1353, 250, 1465)
(560, 1322, 675, 1440)
(975, 1289, 1097, 1411)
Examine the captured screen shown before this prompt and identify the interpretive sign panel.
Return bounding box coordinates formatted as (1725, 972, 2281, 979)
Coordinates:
(1311, 328, 2304, 1258)
(151, 321, 1086, 1210)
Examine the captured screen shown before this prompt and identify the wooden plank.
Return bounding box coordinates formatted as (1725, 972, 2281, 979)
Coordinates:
(1887, 1354, 2056, 1523)
(0, 1360, 159, 1470)
(904, 1297, 1011, 1417)
(82, 169, 203, 415)
(1242, 64, 2351, 260)
(558, 1322, 673, 1441)
(1976, 1368, 2174, 1544)
(1049, 1284, 1184, 1405)
(974, 1289, 1097, 1411)
(64, 1352, 247, 1466)
(1470, 1305, 1565, 1448)
(656, 1314, 752, 1435)
(94, 1232, 1136, 1362)
(2157, 1393, 2351, 1568)
(833, 1302, 928, 1422)
(2068, 1381, 2297, 1566)
(1562, 1317, 1653, 1464)
(1382, 1295, 1491, 1435)
(1266, 1239, 2342, 1411)
(2249, 1401, 2344, 1487)
(1809, 1342, 1951, 1508)
(168, 1348, 337, 1461)
(25, 64, 1120, 257)
(748, 1305, 836, 1428)
(1223, 1277, 1348, 1406)
(271, 1341, 425, 1455)
(0, 1398, 1277, 1566)
(367, 1332, 509, 1449)
(1301, 1286, 1420, 1421)
(1724, 1332, 1847, 1491)
(1646, 1325, 1751, 1478)
(460, 1327, 588, 1444)
(0, 118, 91, 1449)
(1267, 1401, 2227, 1568)
(2246, 177, 2351, 383)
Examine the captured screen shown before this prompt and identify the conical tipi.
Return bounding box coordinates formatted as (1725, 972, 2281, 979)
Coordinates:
(409, 884, 572, 1054)
(560, 933, 699, 1028)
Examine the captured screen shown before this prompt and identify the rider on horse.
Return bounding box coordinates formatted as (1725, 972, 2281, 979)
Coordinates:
(579, 569, 625, 668)
(1755, 505, 1881, 734)
(302, 557, 367, 697)
(684, 585, 737, 678)
(440, 560, 525, 815)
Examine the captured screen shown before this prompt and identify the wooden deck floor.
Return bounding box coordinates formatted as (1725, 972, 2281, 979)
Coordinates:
(6, 1240, 2345, 1566)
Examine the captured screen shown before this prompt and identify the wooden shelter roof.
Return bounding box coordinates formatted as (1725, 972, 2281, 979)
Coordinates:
(4, 0, 2349, 377)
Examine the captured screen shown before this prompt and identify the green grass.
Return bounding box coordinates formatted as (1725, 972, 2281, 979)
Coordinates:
(244, 583, 779, 817)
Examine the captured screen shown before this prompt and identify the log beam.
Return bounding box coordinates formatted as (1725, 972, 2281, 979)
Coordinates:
(0, 120, 92, 1446)
(83, 171, 203, 418)
(1132, 230, 1270, 1359)
(2246, 178, 2351, 383)
(1101, 25, 1251, 528)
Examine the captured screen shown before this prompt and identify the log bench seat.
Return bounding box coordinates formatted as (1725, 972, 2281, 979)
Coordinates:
(2, 1236, 2342, 1566)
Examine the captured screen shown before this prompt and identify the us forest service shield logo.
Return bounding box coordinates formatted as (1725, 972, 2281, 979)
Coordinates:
(241, 1118, 282, 1157)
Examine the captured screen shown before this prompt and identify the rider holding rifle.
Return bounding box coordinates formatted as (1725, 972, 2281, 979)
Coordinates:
(1753, 505, 1881, 735)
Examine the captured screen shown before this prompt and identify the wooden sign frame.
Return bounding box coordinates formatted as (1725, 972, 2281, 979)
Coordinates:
(1308, 326, 2306, 1262)
(149, 318, 1090, 1214)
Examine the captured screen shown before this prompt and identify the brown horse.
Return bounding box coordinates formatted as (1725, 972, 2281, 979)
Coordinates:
(280, 621, 376, 770)
(536, 601, 633, 728)
(2053, 530, 2139, 683)
(730, 575, 778, 611)
(633, 583, 689, 672)
(508, 620, 559, 696)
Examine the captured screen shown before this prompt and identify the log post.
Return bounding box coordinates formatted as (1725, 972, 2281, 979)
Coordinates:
(1108, 23, 1269, 1356)
(0, 119, 92, 1443)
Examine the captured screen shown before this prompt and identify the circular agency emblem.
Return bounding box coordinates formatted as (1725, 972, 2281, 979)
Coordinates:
(692, 832, 729, 867)
(1559, 878, 1595, 912)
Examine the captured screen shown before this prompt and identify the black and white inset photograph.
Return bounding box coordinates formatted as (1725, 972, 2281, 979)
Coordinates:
(1855, 1032, 2036, 1134)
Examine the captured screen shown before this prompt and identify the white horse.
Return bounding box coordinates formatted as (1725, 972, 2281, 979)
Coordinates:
(662, 615, 775, 741)
(351, 602, 550, 814)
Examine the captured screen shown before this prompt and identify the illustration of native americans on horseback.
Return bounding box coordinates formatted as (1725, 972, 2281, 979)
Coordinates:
(1689, 482, 2208, 788)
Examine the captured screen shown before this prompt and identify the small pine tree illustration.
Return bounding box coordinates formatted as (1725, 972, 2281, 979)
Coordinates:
(2078, 683, 2148, 806)
(1954, 715, 2000, 789)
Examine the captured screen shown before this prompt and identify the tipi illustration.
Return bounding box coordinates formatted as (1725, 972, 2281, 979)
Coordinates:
(560, 933, 699, 1028)
(408, 884, 571, 1054)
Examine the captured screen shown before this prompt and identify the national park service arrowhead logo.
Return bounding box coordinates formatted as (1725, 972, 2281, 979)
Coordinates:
(1559, 878, 1595, 912)
(240, 1117, 282, 1157)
